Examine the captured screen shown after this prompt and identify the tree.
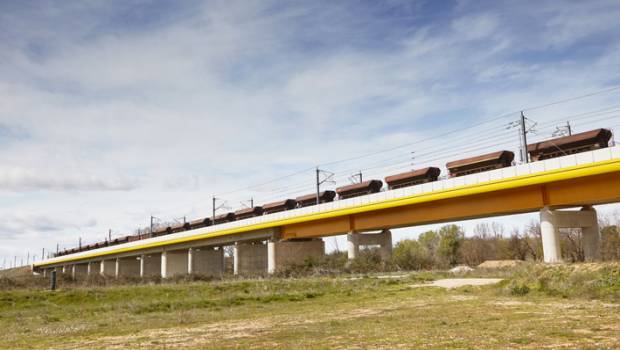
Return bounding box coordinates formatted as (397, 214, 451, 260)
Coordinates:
(458, 238, 486, 266)
(506, 229, 528, 260)
(601, 225, 620, 260)
(523, 220, 543, 261)
(418, 230, 440, 256)
(437, 225, 463, 266)
(561, 228, 584, 262)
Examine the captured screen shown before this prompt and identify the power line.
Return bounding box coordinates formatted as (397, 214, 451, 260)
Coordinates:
(222, 107, 618, 206)
(523, 85, 620, 112)
(536, 107, 620, 128)
(257, 132, 513, 198)
(322, 85, 620, 169)
(212, 88, 620, 200)
(214, 166, 316, 197)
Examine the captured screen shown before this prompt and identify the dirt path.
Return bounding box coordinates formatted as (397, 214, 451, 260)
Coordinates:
(411, 278, 503, 289)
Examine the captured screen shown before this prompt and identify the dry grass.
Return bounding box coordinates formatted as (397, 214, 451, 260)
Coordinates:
(1, 263, 620, 349)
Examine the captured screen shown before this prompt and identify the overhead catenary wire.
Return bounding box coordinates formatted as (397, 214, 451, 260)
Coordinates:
(238, 110, 617, 204)
(214, 87, 620, 200)
(219, 96, 620, 203)
(321, 84, 620, 170)
(255, 137, 521, 205)
(225, 108, 619, 208)
(522, 85, 620, 113)
(220, 117, 516, 195)
(251, 131, 517, 201)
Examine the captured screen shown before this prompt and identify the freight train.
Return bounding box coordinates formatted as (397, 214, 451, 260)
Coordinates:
(54, 128, 613, 257)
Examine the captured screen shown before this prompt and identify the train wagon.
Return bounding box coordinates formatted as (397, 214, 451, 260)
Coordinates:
(527, 128, 612, 161)
(149, 227, 167, 238)
(128, 233, 152, 242)
(385, 167, 441, 190)
(188, 217, 212, 230)
(148, 222, 189, 237)
(296, 191, 336, 207)
(213, 212, 236, 225)
(262, 199, 297, 214)
(234, 206, 264, 220)
(336, 180, 383, 199)
(172, 222, 191, 233)
(109, 236, 130, 246)
(446, 150, 514, 177)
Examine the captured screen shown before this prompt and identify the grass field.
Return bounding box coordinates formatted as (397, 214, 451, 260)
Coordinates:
(1, 263, 620, 349)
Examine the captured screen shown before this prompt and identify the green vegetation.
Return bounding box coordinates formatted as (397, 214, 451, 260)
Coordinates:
(2, 263, 620, 349)
(391, 220, 620, 268)
(494, 263, 620, 301)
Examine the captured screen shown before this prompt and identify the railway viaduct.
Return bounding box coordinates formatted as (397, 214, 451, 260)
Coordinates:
(33, 146, 620, 278)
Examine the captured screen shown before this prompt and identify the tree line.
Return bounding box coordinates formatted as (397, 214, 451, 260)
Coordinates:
(392, 216, 620, 269)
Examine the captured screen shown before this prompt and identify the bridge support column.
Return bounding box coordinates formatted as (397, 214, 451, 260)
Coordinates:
(540, 206, 600, 263)
(581, 206, 600, 261)
(347, 230, 392, 261)
(540, 208, 562, 263)
(187, 248, 194, 275)
(233, 242, 267, 275)
(161, 250, 188, 278)
(267, 239, 325, 274)
(140, 253, 161, 277)
(100, 259, 116, 277)
(140, 255, 145, 277)
(191, 247, 224, 276)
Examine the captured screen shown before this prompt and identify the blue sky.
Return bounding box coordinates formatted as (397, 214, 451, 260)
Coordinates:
(1, 0, 620, 263)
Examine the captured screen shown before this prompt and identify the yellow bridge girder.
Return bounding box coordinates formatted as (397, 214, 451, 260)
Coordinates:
(281, 171, 619, 239)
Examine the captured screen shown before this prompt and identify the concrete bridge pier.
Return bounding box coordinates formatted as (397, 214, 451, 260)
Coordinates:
(540, 206, 600, 263)
(267, 239, 325, 274)
(234, 242, 268, 275)
(347, 230, 393, 261)
(161, 250, 188, 278)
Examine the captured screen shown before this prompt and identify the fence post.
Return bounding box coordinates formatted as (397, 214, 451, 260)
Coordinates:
(50, 270, 57, 291)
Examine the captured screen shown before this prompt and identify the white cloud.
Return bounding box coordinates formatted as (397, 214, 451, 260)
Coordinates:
(0, 167, 137, 192)
(452, 13, 499, 40)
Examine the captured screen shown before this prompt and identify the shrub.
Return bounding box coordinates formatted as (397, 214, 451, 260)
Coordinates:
(509, 282, 530, 296)
(346, 249, 394, 274)
(393, 239, 432, 270)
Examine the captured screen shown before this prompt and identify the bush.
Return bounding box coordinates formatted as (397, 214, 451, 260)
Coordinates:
(500, 263, 620, 301)
(393, 239, 433, 270)
(345, 249, 390, 273)
(508, 282, 530, 296)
